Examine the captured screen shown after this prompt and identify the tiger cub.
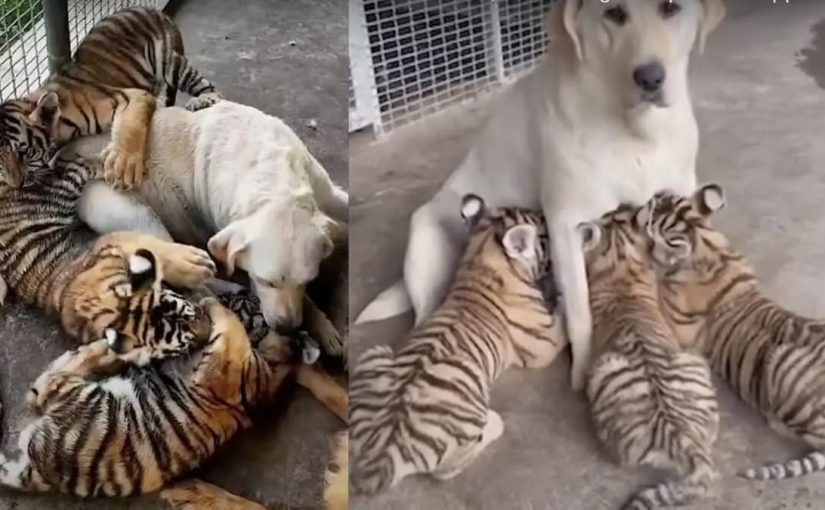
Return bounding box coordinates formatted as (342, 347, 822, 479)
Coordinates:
(0, 153, 216, 363)
(0, 7, 221, 190)
(0, 297, 311, 497)
(579, 201, 719, 509)
(643, 184, 825, 481)
(350, 194, 565, 494)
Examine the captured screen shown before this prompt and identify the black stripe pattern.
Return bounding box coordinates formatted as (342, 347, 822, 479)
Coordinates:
(0, 6, 221, 186)
(350, 202, 566, 495)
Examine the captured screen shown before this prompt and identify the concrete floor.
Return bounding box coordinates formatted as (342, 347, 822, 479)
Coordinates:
(350, 1, 825, 509)
(0, 1, 347, 509)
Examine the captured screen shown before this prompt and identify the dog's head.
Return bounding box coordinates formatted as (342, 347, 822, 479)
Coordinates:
(547, 0, 724, 110)
(207, 199, 340, 331)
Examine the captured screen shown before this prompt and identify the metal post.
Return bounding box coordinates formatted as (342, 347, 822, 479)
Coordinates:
(489, 0, 506, 84)
(348, 0, 382, 136)
(42, 0, 71, 73)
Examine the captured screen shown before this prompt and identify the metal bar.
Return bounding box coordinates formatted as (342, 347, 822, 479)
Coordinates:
(348, 0, 382, 136)
(489, 0, 505, 84)
(42, 0, 70, 73)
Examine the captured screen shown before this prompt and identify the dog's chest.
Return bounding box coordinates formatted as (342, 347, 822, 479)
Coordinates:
(566, 130, 696, 213)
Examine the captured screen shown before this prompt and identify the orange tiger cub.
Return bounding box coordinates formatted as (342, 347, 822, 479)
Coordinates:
(0, 7, 221, 190)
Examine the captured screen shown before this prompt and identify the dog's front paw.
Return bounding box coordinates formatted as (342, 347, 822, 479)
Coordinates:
(185, 92, 221, 112)
(164, 245, 216, 288)
(102, 143, 146, 190)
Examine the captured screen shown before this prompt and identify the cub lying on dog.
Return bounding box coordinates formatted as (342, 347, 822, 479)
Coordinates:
(69, 101, 348, 357)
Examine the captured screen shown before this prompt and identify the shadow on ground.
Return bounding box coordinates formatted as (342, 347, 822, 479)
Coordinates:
(0, 1, 347, 509)
(350, 1, 825, 509)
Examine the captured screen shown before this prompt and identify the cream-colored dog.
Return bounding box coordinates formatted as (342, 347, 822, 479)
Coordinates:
(69, 100, 348, 356)
(355, 0, 725, 390)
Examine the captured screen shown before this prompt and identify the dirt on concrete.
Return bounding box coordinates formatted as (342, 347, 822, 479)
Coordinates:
(349, 1, 825, 509)
(0, 1, 347, 509)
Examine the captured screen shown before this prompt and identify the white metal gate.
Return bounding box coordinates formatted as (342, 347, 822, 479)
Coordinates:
(348, 0, 555, 136)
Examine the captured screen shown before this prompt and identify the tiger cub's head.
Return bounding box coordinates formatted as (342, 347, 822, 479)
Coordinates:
(459, 194, 552, 288)
(640, 183, 751, 283)
(0, 91, 62, 189)
(66, 247, 212, 366)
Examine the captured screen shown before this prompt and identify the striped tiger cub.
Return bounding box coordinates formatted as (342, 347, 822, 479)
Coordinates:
(350, 194, 565, 494)
(0, 153, 217, 363)
(0, 297, 311, 497)
(643, 184, 825, 482)
(579, 201, 719, 509)
(0, 6, 221, 190)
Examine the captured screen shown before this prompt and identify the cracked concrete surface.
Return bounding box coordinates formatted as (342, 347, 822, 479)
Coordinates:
(349, 1, 825, 509)
(0, 1, 347, 509)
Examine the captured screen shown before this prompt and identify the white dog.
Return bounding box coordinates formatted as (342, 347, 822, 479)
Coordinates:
(355, 0, 725, 390)
(68, 100, 348, 355)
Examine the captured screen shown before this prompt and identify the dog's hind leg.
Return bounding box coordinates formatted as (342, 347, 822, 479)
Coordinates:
(405, 200, 464, 326)
(304, 150, 349, 222)
(354, 279, 411, 325)
(79, 180, 173, 241)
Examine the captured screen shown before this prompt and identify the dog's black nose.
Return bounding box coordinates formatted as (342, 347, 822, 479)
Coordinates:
(633, 62, 666, 92)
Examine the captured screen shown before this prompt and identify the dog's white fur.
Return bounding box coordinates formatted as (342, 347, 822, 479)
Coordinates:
(69, 101, 348, 334)
(355, 0, 725, 391)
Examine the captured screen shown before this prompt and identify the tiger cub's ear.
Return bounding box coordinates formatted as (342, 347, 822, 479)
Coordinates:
(460, 193, 485, 227)
(694, 183, 725, 216)
(502, 224, 538, 261)
(28, 91, 61, 127)
(127, 249, 160, 291)
(577, 221, 602, 252)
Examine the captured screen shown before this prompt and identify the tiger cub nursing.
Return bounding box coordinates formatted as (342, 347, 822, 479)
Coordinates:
(0, 7, 221, 190)
(643, 184, 825, 481)
(0, 153, 216, 363)
(579, 202, 720, 509)
(350, 194, 565, 494)
(0, 297, 313, 497)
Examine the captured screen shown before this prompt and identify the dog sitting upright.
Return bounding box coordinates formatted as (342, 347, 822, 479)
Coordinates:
(69, 100, 348, 357)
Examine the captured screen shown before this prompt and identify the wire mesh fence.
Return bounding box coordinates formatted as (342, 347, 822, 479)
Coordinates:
(0, 0, 168, 101)
(349, 0, 555, 136)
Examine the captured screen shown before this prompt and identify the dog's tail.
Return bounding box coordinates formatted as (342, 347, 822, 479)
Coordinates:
(353, 279, 411, 325)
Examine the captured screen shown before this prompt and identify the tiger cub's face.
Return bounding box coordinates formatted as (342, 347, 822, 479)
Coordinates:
(642, 184, 729, 282)
(459, 194, 551, 285)
(72, 248, 212, 365)
(0, 92, 61, 189)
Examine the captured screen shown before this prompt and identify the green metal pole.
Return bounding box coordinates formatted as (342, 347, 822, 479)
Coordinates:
(42, 0, 70, 73)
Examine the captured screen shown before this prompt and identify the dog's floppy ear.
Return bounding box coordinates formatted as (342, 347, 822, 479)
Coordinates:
(545, 0, 583, 61)
(208, 222, 249, 277)
(320, 214, 347, 255)
(698, 0, 726, 54)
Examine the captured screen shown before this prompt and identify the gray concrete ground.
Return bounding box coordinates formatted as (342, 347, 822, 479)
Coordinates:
(0, 1, 347, 509)
(350, 1, 825, 509)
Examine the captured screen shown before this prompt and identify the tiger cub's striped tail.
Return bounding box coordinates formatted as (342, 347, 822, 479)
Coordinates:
(740, 451, 825, 480)
(349, 344, 399, 495)
(622, 446, 716, 509)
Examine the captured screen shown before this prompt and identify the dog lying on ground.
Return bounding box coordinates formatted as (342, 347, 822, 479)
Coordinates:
(68, 100, 349, 358)
(355, 0, 725, 391)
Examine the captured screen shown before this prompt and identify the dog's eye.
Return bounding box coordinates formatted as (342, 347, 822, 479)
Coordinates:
(659, 1, 681, 18)
(604, 6, 628, 25)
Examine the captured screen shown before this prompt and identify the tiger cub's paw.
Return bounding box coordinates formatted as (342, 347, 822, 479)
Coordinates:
(102, 143, 146, 190)
(163, 245, 216, 289)
(185, 92, 222, 112)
